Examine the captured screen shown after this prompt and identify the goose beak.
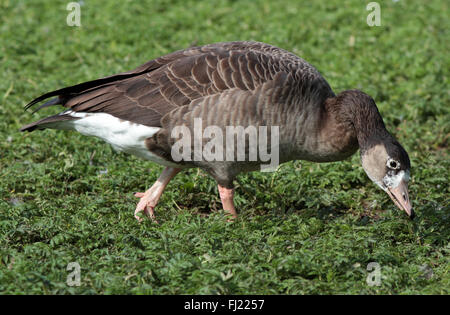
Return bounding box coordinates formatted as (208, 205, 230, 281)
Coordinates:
(386, 179, 414, 219)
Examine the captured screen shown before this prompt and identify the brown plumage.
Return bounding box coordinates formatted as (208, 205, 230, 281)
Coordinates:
(21, 41, 414, 221)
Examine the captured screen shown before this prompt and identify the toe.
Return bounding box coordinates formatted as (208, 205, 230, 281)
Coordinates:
(134, 208, 144, 222)
(134, 200, 147, 221)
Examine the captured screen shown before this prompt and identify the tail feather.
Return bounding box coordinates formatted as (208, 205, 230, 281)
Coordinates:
(21, 69, 153, 132)
(23, 66, 156, 112)
(21, 58, 163, 132)
(20, 113, 78, 132)
(30, 97, 61, 114)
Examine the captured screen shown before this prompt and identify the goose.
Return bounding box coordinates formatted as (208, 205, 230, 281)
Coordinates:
(21, 41, 414, 221)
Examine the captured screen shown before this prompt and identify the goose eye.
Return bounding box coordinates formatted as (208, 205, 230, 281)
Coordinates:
(387, 159, 400, 169)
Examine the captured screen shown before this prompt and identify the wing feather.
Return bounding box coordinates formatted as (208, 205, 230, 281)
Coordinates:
(23, 41, 334, 130)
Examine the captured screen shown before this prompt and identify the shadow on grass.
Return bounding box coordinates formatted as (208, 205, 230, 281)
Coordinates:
(173, 182, 350, 223)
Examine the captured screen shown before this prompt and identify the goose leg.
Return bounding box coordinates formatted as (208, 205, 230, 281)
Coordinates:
(134, 167, 181, 222)
(218, 185, 238, 219)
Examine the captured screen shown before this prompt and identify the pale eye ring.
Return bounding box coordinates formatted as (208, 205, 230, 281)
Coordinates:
(387, 158, 400, 170)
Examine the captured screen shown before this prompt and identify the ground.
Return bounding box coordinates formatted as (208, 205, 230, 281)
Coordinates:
(0, 0, 448, 294)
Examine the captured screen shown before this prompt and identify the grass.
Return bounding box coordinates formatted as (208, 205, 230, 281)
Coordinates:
(0, 0, 449, 294)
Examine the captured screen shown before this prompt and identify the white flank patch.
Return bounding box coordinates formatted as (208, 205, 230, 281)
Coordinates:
(54, 111, 179, 167)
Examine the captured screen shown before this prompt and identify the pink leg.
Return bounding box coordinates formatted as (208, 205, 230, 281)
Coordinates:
(134, 167, 181, 222)
(218, 185, 237, 219)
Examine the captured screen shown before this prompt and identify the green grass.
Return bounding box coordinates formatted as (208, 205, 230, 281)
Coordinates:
(0, 0, 449, 294)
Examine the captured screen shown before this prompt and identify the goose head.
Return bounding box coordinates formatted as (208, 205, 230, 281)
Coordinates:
(361, 140, 413, 219)
(335, 90, 414, 219)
